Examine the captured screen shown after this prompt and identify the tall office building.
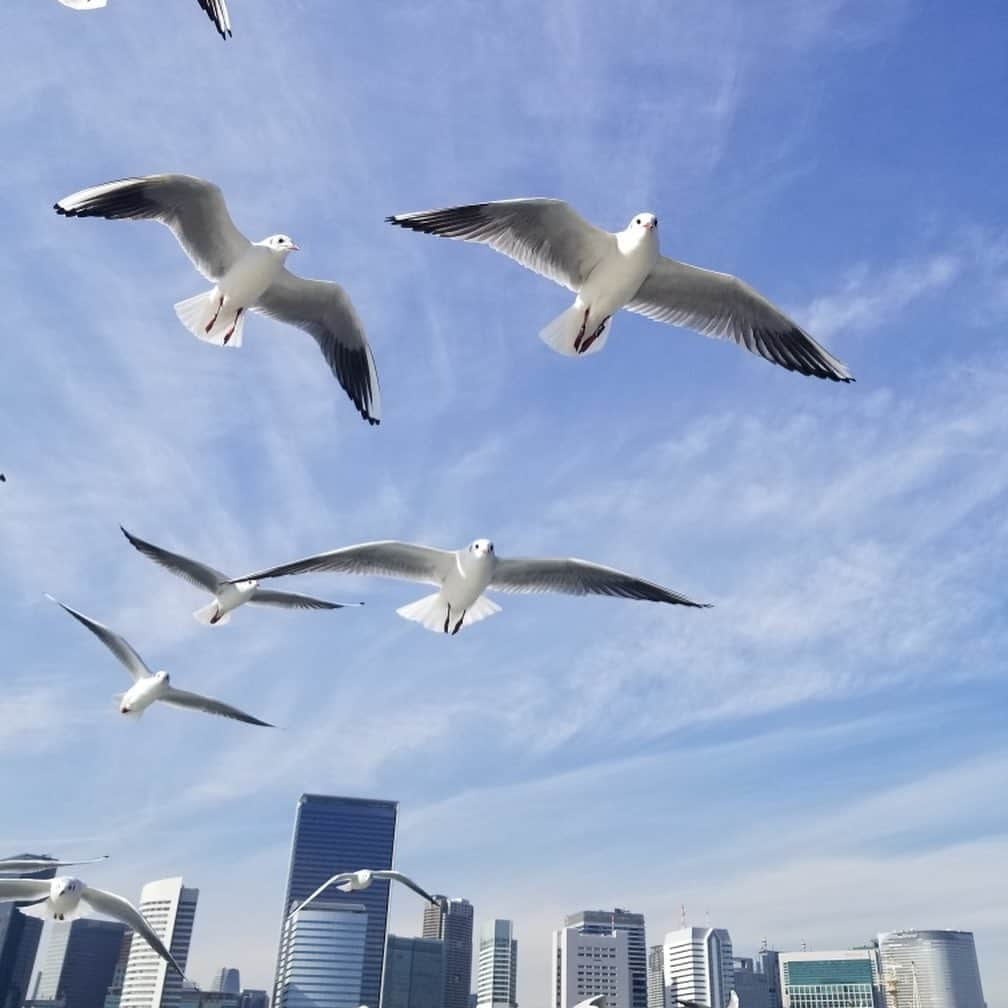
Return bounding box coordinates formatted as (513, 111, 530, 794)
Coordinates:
(120, 878, 199, 1008)
(563, 912, 646, 1008)
(39, 919, 128, 1008)
(475, 921, 516, 1008)
(35, 922, 73, 1001)
(758, 950, 781, 1008)
(275, 901, 368, 1008)
(102, 929, 134, 1008)
(211, 973, 241, 997)
(0, 855, 59, 1008)
(422, 897, 473, 1008)
(552, 925, 630, 1008)
(731, 958, 769, 1008)
(238, 992, 267, 1008)
(272, 795, 398, 1008)
(659, 928, 733, 1008)
(646, 947, 664, 1008)
(877, 931, 985, 1008)
(381, 936, 445, 1008)
(779, 950, 879, 1008)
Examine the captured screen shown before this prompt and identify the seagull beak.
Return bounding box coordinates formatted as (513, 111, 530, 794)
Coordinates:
(290, 243, 301, 251)
(647, 221, 657, 230)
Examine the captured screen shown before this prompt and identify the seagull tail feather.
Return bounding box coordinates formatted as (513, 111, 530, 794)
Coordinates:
(193, 600, 230, 626)
(395, 592, 501, 634)
(174, 289, 244, 348)
(539, 302, 611, 357)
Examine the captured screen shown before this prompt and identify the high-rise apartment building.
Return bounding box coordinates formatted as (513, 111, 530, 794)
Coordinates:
(272, 795, 398, 1008)
(381, 936, 445, 1008)
(563, 912, 646, 1008)
(119, 878, 199, 1008)
(275, 901, 368, 1008)
(659, 928, 733, 1008)
(877, 931, 985, 1008)
(0, 856, 59, 1008)
(731, 958, 769, 1008)
(779, 950, 879, 1008)
(552, 925, 630, 1008)
(475, 921, 516, 1008)
(646, 947, 664, 1008)
(211, 971, 241, 996)
(421, 897, 473, 1008)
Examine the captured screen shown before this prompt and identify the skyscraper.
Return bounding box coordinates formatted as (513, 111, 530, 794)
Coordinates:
(38, 919, 128, 1008)
(275, 901, 368, 1008)
(421, 897, 473, 1008)
(238, 991, 267, 1008)
(758, 949, 781, 1008)
(119, 878, 199, 1008)
(731, 957, 770, 1008)
(563, 911, 646, 1008)
(381, 936, 446, 1008)
(475, 921, 516, 1008)
(659, 928, 733, 1008)
(272, 795, 398, 1008)
(102, 928, 134, 1008)
(0, 856, 59, 1008)
(34, 921, 73, 1001)
(211, 972, 241, 997)
(877, 931, 986, 1008)
(552, 924, 630, 1008)
(778, 949, 879, 1008)
(646, 947, 664, 1008)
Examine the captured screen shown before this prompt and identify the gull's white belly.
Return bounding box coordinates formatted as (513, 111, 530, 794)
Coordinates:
(123, 677, 165, 712)
(217, 580, 257, 615)
(218, 248, 282, 307)
(581, 246, 655, 317)
(441, 556, 495, 610)
(49, 890, 82, 917)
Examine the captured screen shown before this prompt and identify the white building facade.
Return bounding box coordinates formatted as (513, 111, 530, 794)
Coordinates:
(552, 925, 630, 1008)
(476, 920, 517, 1008)
(659, 928, 733, 1008)
(119, 878, 198, 1008)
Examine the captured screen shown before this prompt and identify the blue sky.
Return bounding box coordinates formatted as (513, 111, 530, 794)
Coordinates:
(2, 0, 1007, 1003)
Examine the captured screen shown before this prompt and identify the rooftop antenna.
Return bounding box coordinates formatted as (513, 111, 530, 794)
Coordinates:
(704, 908, 711, 928)
(760, 938, 768, 952)
(800, 939, 807, 952)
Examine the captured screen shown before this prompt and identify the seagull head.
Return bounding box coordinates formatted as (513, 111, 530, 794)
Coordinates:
(156, 671, 170, 685)
(628, 212, 658, 233)
(262, 234, 300, 257)
(235, 578, 260, 593)
(469, 539, 495, 558)
(52, 877, 80, 899)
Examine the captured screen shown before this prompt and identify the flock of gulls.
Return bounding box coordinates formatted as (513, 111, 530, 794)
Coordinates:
(3, 3, 843, 1003)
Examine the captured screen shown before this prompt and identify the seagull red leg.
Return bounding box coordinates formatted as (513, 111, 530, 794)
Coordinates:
(205, 296, 225, 334)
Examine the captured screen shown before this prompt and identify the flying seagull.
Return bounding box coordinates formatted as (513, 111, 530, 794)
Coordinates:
(47, 595, 273, 726)
(120, 526, 362, 626)
(298, 869, 438, 911)
(56, 0, 232, 39)
(0, 856, 108, 876)
(54, 174, 381, 425)
(234, 538, 708, 635)
(388, 199, 852, 381)
(0, 875, 186, 977)
(676, 992, 739, 1008)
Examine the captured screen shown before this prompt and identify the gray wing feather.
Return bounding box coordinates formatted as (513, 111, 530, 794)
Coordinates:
(0, 856, 107, 875)
(373, 871, 437, 903)
(81, 887, 185, 978)
(195, 0, 232, 37)
(298, 874, 353, 911)
(490, 558, 709, 607)
(120, 527, 225, 592)
(160, 687, 272, 727)
(387, 198, 615, 292)
(249, 589, 360, 611)
(239, 541, 453, 586)
(54, 174, 249, 282)
(0, 879, 51, 899)
(254, 271, 381, 426)
(627, 257, 853, 382)
(48, 596, 150, 681)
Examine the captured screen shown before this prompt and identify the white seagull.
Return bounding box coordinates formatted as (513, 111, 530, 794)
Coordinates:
(676, 992, 739, 1008)
(56, 0, 232, 39)
(388, 199, 852, 381)
(47, 595, 273, 726)
(121, 526, 362, 627)
(298, 869, 438, 911)
(234, 538, 708, 635)
(0, 875, 186, 977)
(0, 856, 108, 876)
(54, 174, 381, 425)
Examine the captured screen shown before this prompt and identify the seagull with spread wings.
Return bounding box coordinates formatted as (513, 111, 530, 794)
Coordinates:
(298, 869, 438, 910)
(54, 174, 381, 425)
(389, 199, 852, 381)
(0, 875, 186, 977)
(235, 538, 708, 636)
(47, 595, 273, 726)
(120, 526, 361, 626)
(56, 0, 232, 39)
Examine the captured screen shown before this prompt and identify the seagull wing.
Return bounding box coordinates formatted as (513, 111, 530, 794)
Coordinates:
(0, 879, 51, 899)
(54, 174, 250, 283)
(299, 874, 354, 911)
(388, 198, 615, 292)
(627, 257, 853, 382)
(120, 527, 225, 592)
(238, 541, 454, 587)
(81, 887, 185, 978)
(57, 1, 110, 9)
(159, 687, 272, 727)
(249, 589, 363, 611)
(372, 871, 437, 903)
(253, 271, 381, 426)
(48, 596, 151, 682)
(0, 856, 107, 875)
(195, 0, 232, 37)
(489, 558, 709, 607)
